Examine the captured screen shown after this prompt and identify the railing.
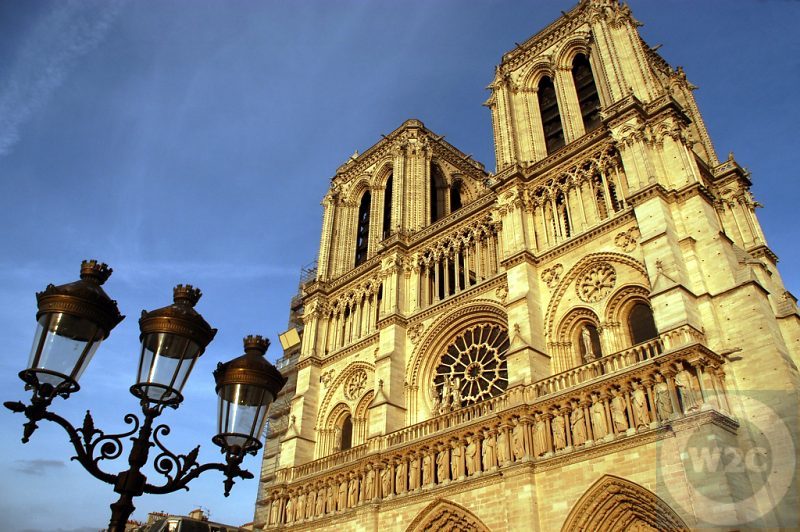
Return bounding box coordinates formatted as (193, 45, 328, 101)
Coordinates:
(262, 341, 734, 527)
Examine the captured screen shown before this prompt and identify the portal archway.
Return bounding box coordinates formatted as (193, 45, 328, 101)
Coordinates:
(406, 499, 491, 532)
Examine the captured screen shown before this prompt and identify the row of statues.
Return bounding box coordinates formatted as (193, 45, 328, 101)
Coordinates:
(268, 362, 705, 526)
(431, 375, 463, 415)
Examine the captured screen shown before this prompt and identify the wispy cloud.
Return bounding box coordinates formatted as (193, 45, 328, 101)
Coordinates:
(12, 459, 65, 476)
(0, 0, 126, 157)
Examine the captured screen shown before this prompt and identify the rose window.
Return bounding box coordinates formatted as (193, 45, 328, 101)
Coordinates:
(576, 263, 617, 303)
(433, 323, 509, 408)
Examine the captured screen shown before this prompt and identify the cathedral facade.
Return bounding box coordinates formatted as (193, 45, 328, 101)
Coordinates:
(254, 1, 799, 530)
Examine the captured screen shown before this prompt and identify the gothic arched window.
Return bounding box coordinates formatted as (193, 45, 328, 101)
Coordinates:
(430, 164, 448, 223)
(382, 174, 393, 239)
(340, 414, 353, 451)
(450, 180, 463, 212)
(433, 324, 510, 408)
(538, 76, 565, 154)
(572, 53, 602, 133)
(628, 302, 658, 345)
(354, 191, 371, 266)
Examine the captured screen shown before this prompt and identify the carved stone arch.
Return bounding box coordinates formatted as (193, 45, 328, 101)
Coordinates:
(554, 32, 592, 71)
(605, 284, 651, 325)
(522, 57, 556, 90)
(406, 299, 508, 390)
(561, 475, 690, 532)
(347, 177, 372, 205)
(556, 307, 602, 369)
(556, 307, 601, 344)
(373, 160, 394, 188)
(405, 498, 490, 532)
(324, 402, 352, 431)
(545, 253, 649, 342)
(316, 361, 375, 429)
(354, 389, 374, 420)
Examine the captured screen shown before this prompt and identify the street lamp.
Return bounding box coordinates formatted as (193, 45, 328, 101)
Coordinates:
(4, 260, 286, 532)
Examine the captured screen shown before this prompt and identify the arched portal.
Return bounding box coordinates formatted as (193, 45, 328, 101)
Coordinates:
(405, 499, 490, 532)
(561, 475, 690, 531)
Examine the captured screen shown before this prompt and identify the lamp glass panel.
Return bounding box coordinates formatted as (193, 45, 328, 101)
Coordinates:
(217, 383, 273, 449)
(137, 332, 200, 403)
(27, 313, 103, 386)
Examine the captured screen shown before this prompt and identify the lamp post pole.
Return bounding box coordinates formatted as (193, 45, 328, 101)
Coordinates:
(3, 260, 286, 532)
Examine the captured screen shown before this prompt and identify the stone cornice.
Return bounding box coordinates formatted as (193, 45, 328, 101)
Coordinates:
(536, 210, 635, 264)
(319, 332, 380, 368)
(407, 274, 507, 324)
(748, 244, 778, 265)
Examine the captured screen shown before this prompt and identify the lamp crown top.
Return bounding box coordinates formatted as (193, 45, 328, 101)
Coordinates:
(80, 259, 112, 285)
(173, 284, 202, 307)
(243, 335, 270, 354)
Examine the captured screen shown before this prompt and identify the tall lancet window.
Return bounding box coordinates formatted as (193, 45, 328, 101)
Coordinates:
(430, 163, 448, 223)
(382, 174, 393, 239)
(450, 180, 463, 212)
(354, 191, 371, 266)
(538, 76, 565, 154)
(572, 54, 602, 133)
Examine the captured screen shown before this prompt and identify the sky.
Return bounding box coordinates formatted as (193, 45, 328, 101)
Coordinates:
(0, 0, 798, 530)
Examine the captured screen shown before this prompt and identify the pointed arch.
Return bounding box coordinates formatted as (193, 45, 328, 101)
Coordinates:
(561, 475, 690, 532)
(405, 498, 490, 532)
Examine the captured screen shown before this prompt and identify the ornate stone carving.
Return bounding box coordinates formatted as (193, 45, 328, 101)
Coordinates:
(495, 284, 508, 302)
(614, 226, 641, 253)
(577, 262, 617, 302)
(407, 322, 425, 344)
(541, 263, 564, 289)
(321, 369, 335, 388)
(344, 369, 367, 400)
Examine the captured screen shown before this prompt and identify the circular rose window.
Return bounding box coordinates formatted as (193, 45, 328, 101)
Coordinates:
(433, 323, 510, 409)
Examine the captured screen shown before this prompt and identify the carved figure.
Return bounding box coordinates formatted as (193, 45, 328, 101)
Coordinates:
(269, 496, 280, 525)
(512, 418, 525, 460)
(533, 415, 548, 456)
(497, 428, 509, 464)
(450, 376, 462, 409)
(653, 373, 673, 421)
(422, 453, 434, 486)
(451, 442, 463, 478)
(348, 475, 359, 507)
(326, 483, 335, 514)
(395, 460, 407, 494)
(431, 384, 441, 415)
(674, 362, 699, 412)
(364, 467, 375, 500)
(482, 430, 497, 470)
(465, 436, 479, 475)
(333, 425, 342, 452)
(285, 497, 294, 524)
(436, 446, 450, 482)
(631, 381, 650, 428)
(337, 479, 347, 511)
(581, 326, 596, 361)
(306, 489, 316, 520)
(571, 405, 587, 446)
(610, 388, 628, 433)
(381, 465, 392, 497)
(552, 415, 567, 450)
(591, 395, 607, 438)
(409, 455, 420, 489)
(316, 486, 326, 516)
(295, 492, 304, 522)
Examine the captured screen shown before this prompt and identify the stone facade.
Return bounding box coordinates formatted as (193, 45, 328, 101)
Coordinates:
(253, 1, 800, 530)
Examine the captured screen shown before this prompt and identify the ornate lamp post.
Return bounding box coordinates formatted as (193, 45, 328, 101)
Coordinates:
(4, 260, 286, 531)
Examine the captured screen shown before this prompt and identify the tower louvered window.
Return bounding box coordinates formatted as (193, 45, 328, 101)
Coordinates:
(572, 54, 602, 133)
(382, 174, 393, 239)
(354, 191, 371, 266)
(538, 76, 565, 154)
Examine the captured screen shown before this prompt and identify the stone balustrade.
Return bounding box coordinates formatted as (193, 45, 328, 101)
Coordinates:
(262, 341, 733, 528)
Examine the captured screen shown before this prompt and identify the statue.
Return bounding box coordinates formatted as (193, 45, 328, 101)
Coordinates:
(571, 403, 587, 445)
(316, 485, 326, 516)
(511, 418, 526, 460)
(533, 415, 548, 456)
(465, 435, 479, 475)
(295, 492, 305, 522)
(333, 426, 342, 452)
(364, 466, 375, 500)
(552, 414, 566, 450)
(610, 388, 628, 433)
(482, 430, 497, 470)
(674, 362, 699, 412)
(631, 381, 650, 428)
(285, 497, 294, 524)
(381, 464, 392, 497)
(581, 325, 596, 361)
(497, 428, 509, 465)
(653, 373, 673, 421)
(348, 475, 359, 508)
(337, 478, 347, 511)
(269, 495, 280, 525)
(431, 384, 441, 415)
(437, 446, 450, 482)
(306, 489, 316, 520)
(422, 452, 434, 486)
(591, 395, 607, 438)
(451, 441, 463, 479)
(326, 483, 335, 514)
(409, 454, 420, 489)
(395, 459, 407, 494)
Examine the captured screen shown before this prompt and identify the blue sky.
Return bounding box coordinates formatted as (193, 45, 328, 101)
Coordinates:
(0, 1, 798, 530)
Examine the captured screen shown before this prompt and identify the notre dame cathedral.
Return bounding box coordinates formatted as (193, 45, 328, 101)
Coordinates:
(253, 1, 799, 530)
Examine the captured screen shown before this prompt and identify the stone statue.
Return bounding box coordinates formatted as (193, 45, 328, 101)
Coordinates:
(326, 483, 335, 514)
(409, 455, 420, 490)
(333, 426, 342, 452)
(674, 362, 699, 412)
(552, 415, 567, 450)
(571, 405, 587, 446)
(482, 430, 497, 470)
(653, 373, 673, 421)
(431, 384, 441, 415)
(437, 446, 450, 482)
(631, 381, 650, 428)
(533, 415, 548, 456)
(581, 325, 596, 361)
(422, 452, 434, 486)
(591, 395, 607, 439)
(610, 388, 628, 433)
(337, 478, 347, 511)
(465, 435, 479, 475)
(295, 492, 305, 522)
(348, 475, 359, 508)
(450, 376, 462, 409)
(285, 497, 294, 524)
(269, 496, 280, 525)
(512, 418, 525, 460)
(381, 464, 392, 497)
(395, 459, 407, 494)
(316, 486, 326, 516)
(364, 466, 375, 500)
(306, 489, 316, 520)
(497, 428, 509, 465)
(451, 441, 463, 479)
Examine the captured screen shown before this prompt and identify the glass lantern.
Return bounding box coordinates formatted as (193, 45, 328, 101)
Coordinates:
(213, 335, 285, 454)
